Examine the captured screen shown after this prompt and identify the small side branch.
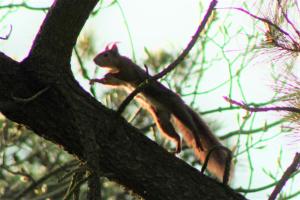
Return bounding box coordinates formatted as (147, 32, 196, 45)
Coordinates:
(224, 96, 300, 114)
(276, 0, 300, 39)
(152, 0, 217, 80)
(0, 25, 12, 40)
(117, 81, 148, 114)
(220, 7, 299, 47)
(117, 0, 218, 114)
(0, 3, 49, 11)
(268, 153, 300, 200)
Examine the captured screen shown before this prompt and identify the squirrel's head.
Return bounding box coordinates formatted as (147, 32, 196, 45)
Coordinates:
(93, 43, 120, 73)
(93, 43, 137, 86)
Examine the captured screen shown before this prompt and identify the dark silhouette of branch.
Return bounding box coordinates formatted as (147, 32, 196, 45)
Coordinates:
(201, 98, 283, 115)
(117, 0, 218, 114)
(224, 96, 300, 113)
(269, 153, 300, 200)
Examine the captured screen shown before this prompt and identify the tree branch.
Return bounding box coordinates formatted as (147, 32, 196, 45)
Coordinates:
(0, 1, 245, 199)
(117, 0, 217, 113)
(269, 153, 300, 200)
(224, 96, 300, 113)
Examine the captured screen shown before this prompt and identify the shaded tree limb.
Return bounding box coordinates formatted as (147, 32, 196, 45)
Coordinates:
(0, 51, 245, 200)
(0, 0, 245, 199)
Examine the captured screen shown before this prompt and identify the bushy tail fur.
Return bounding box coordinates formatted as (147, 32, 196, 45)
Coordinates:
(174, 107, 230, 180)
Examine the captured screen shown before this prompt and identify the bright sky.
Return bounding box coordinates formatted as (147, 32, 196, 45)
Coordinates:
(0, 1, 299, 199)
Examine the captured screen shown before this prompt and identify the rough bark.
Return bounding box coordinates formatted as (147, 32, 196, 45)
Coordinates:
(0, 0, 246, 199)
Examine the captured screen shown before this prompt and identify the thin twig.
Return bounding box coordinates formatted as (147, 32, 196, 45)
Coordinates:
(276, 0, 300, 40)
(117, 82, 148, 114)
(115, 0, 136, 61)
(0, 24, 12, 40)
(224, 96, 300, 113)
(144, 64, 149, 76)
(219, 7, 298, 46)
(235, 171, 300, 193)
(152, 0, 217, 80)
(63, 177, 89, 200)
(0, 3, 49, 11)
(269, 153, 300, 200)
(14, 160, 79, 200)
(117, 0, 218, 114)
(220, 120, 284, 140)
(1, 165, 36, 183)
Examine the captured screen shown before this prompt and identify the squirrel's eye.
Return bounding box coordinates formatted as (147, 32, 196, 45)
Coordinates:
(103, 53, 109, 57)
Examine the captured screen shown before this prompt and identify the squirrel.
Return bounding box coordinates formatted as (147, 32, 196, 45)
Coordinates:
(90, 44, 230, 180)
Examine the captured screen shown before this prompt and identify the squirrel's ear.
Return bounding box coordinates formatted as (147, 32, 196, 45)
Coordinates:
(111, 44, 119, 53)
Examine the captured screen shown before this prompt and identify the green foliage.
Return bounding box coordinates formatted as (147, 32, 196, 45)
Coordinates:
(0, 116, 136, 199)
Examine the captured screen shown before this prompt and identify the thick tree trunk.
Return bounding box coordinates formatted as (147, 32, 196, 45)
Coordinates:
(0, 0, 246, 199)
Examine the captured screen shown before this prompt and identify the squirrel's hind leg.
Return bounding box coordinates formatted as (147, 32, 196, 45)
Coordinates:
(151, 108, 181, 154)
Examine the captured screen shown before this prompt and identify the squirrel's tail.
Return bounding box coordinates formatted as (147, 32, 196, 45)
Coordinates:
(174, 107, 231, 181)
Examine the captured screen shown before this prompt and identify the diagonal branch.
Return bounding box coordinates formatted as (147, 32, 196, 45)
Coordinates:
(0, 1, 246, 199)
(221, 7, 299, 46)
(276, 0, 300, 40)
(152, 0, 217, 80)
(117, 0, 217, 113)
(224, 96, 300, 114)
(269, 153, 300, 200)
